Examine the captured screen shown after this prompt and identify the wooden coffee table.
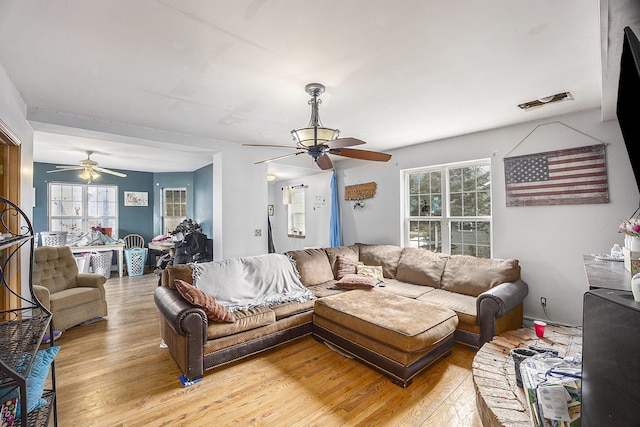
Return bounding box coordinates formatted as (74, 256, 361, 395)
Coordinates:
(472, 325, 582, 427)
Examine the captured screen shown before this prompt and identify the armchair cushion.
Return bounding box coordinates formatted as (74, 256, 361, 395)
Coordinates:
(33, 246, 79, 293)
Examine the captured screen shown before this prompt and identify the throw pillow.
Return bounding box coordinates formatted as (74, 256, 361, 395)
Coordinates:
(1, 398, 17, 426)
(19, 345, 60, 417)
(174, 279, 235, 323)
(356, 265, 384, 282)
(335, 274, 377, 289)
(335, 256, 363, 280)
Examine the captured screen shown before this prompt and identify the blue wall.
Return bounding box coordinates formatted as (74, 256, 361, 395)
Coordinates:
(34, 163, 156, 243)
(34, 162, 214, 242)
(152, 171, 194, 237)
(193, 164, 213, 237)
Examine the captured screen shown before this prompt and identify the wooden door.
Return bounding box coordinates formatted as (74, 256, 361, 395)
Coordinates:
(0, 118, 22, 313)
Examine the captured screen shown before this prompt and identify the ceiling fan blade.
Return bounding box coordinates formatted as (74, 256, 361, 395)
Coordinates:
(316, 154, 334, 170)
(93, 166, 127, 177)
(255, 152, 305, 164)
(47, 167, 83, 173)
(330, 148, 392, 162)
(327, 137, 366, 149)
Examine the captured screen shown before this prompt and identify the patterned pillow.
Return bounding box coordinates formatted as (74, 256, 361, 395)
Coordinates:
(356, 265, 384, 282)
(1, 398, 17, 426)
(174, 279, 235, 323)
(336, 273, 377, 289)
(336, 256, 363, 280)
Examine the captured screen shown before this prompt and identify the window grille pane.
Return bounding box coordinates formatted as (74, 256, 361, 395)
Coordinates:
(463, 193, 477, 216)
(409, 195, 419, 216)
(430, 195, 442, 215)
(450, 169, 462, 192)
(450, 193, 462, 216)
(408, 220, 441, 252)
(478, 191, 491, 215)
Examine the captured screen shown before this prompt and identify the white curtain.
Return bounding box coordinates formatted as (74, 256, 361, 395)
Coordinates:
(282, 186, 293, 205)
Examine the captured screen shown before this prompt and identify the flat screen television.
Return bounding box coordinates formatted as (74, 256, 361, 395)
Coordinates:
(617, 26, 640, 198)
(582, 289, 640, 426)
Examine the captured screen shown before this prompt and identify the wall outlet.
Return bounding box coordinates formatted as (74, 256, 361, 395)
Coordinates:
(540, 297, 547, 307)
(254, 229, 262, 237)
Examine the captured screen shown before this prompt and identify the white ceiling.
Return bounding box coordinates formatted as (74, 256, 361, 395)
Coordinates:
(0, 1, 638, 178)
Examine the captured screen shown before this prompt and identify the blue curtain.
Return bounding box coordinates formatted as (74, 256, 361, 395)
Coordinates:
(330, 170, 342, 246)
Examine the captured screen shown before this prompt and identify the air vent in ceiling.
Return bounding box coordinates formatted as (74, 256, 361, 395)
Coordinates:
(517, 91, 573, 111)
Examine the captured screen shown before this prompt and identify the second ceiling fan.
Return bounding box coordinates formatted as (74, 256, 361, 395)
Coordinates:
(247, 83, 391, 170)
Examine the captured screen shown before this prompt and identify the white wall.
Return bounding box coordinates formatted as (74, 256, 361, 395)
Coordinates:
(269, 171, 334, 253)
(332, 108, 636, 326)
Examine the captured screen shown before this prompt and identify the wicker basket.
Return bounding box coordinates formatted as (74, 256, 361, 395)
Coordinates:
(40, 231, 68, 247)
(510, 348, 538, 388)
(91, 251, 113, 279)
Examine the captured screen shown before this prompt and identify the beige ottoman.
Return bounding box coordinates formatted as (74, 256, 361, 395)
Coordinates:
(313, 289, 458, 387)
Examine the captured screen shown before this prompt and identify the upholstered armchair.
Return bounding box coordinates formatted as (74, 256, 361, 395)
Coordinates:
(32, 246, 108, 331)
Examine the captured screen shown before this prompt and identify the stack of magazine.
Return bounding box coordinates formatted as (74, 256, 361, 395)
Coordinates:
(520, 353, 582, 427)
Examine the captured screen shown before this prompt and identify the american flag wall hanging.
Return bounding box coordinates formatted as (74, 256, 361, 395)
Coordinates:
(504, 144, 608, 206)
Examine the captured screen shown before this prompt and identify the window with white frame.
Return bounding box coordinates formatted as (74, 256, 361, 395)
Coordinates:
(163, 188, 187, 235)
(49, 183, 118, 236)
(287, 188, 305, 237)
(403, 159, 492, 257)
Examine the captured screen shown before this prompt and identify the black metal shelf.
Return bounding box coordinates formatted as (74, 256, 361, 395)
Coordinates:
(13, 390, 55, 427)
(0, 315, 51, 386)
(0, 196, 57, 427)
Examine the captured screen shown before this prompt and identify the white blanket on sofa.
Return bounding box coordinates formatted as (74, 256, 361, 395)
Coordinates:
(191, 254, 315, 311)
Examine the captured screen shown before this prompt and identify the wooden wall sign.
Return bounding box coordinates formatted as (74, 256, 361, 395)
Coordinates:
(345, 182, 377, 200)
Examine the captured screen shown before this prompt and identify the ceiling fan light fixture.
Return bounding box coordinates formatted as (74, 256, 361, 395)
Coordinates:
(79, 169, 91, 180)
(291, 127, 340, 147)
(291, 83, 340, 148)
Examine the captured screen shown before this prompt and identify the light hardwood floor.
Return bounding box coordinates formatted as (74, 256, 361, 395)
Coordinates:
(49, 273, 483, 426)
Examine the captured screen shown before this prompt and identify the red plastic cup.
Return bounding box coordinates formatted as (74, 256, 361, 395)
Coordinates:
(534, 320, 546, 338)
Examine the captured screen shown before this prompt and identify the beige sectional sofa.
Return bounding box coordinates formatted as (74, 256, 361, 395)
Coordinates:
(154, 243, 528, 382)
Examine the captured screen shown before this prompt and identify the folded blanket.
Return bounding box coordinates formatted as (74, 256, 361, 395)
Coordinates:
(192, 253, 315, 311)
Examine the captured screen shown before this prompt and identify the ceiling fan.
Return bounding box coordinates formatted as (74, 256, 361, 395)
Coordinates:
(46, 151, 127, 184)
(245, 83, 391, 170)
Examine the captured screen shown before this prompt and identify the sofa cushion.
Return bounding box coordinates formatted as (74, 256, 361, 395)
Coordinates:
(335, 255, 363, 280)
(314, 289, 458, 353)
(324, 245, 360, 278)
(357, 244, 403, 279)
(305, 280, 345, 298)
(163, 264, 194, 289)
(336, 274, 377, 289)
(374, 278, 435, 299)
(206, 306, 276, 339)
(417, 288, 477, 326)
(270, 300, 315, 320)
(395, 247, 448, 288)
(174, 279, 235, 323)
(49, 287, 102, 312)
(285, 248, 334, 286)
(441, 255, 520, 297)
